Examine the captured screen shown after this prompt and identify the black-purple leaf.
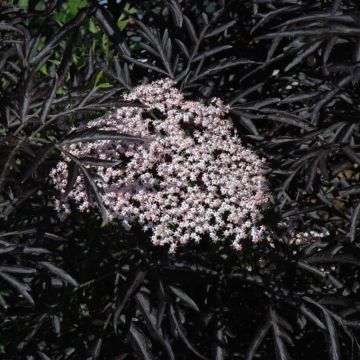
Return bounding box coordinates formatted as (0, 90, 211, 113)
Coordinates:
(168, 304, 207, 360)
(245, 318, 271, 360)
(61, 129, 143, 145)
(39, 261, 78, 287)
(0, 294, 7, 309)
(204, 20, 236, 39)
(212, 327, 226, 360)
(323, 310, 340, 360)
(256, 28, 360, 40)
(169, 285, 199, 312)
(0, 265, 36, 274)
(270, 308, 292, 360)
(122, 55, 169, 76)
(166, 0, 183, 28)
(251, 6, 299, 34)
(38, 351, 51, 360)
(195, 58, 253, 80)
(58, 30, 78, 85)
(40, 74, 59, 123)
(299, 304, 326, 330)
(350, 202, 360, 242)
(63, 161, 79, 199)
(183, 16, 197, 43)
(175, 39, 190, 59)
(21, 143, 55, 183)
(128, 323, 154, 360)
(113, 270, 147, 330)
(52, 314, 61, 336)
(91, 338, 103, 359)
(136, 292, 175, 360)
(31, 9, 89, 64)
(37, 351, 52, 360)
(0, 271, 34, 305)
(79, 157, 121, 167)
(93, 4, 130, 56)
(285, 42, 321, 72)
(61, 150, 109, 223)
(140, 42, 160, 58)
(193, 45, 232, 62)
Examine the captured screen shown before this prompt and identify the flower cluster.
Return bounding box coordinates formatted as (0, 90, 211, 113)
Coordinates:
(50, 79, 270, 252)
(288, 230, 328, 246)
(270, 221, 329, 251)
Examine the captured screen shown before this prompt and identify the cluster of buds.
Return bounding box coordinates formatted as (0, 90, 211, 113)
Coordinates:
(288, 230, 329, 246)
(50, 79, 272, 252)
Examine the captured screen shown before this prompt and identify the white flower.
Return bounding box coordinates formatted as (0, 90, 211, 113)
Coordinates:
(50, 79, 270, 252)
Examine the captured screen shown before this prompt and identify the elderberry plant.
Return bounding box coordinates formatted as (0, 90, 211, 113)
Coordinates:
(0, 1, 360, 359)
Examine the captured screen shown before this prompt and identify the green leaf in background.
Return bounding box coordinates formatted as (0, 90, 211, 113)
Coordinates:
(117, 3, 138, 31)
(96, 83, 112, 89)
(16, 0, 28, 9)
(102, 34, 110, 56)
(39, 65, 49, 76)
(94, 71, 104, 88)
(94, 70, 111, 89)
(89, 18, 100, 34)
(124, 3, 137, 15)
(53, 0, 87, 24)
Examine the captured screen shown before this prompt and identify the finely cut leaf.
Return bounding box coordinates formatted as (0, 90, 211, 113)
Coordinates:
(323, 310, 340, 360)
(169, 285, 199, 311)
(61, 129, 144, 145)
(39, 261, 78, 287)
(245, 319, 271, 360)
(0, 271, 34, 305)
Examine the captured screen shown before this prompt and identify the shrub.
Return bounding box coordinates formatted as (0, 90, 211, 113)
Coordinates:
(0, 1, 359, 359)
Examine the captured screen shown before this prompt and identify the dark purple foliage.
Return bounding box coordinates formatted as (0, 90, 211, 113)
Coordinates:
(0, 0, 359, 359)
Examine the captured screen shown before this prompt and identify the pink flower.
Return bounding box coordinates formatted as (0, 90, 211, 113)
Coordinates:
(50, 79, 270, 251)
